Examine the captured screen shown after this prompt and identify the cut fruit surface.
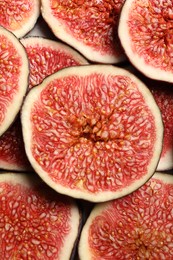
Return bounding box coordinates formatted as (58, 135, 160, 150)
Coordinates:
(21, 65, 163, 202)
(0, 172, 80, 260)
(139, 76, 173, 171)
(0, 26, 29, 137)
(0, 36, 87, 172)
(150, 84, 173, 171)
(0, 118, 31, 171)
(118, 0, 173, 82)
(41, 0, 126, 63)
(78, 172, 173, 259)
(21, 37, 88, 89)
(0, 0, 40, 38)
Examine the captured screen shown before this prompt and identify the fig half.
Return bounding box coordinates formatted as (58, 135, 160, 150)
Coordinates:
(41, 0, 126, 63)
(21, 65, 163, 202)
(0, 172, 80, 259)
(0, 0, 40, 38)
(21, 37, 88, 89)
(0, 36, 88, 172)
(78, 172, 173, 259)
(0, 26, 29, 137)
(118, 0, 173, 82)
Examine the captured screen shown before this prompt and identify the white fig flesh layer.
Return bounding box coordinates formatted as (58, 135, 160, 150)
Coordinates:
(21, 65, 163, 202)
(78, 172, 173, 259)
(0, 26, 29, 137)
(118, 0, 173, 82)
(0, 172, 80, 259)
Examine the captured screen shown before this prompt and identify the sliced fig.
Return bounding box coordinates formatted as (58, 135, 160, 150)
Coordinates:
(41, 0, 126, 63)
(0, 118, 31, 171)
(118, 0, 173, 82)
(21, 65, 163, 202)
(0, 0, 40, 38)
(0, 26, 29, 137)
(123, 65, 173, 171)
(137, 75, 173, 171)
(78, 172, 173, 259)
(0, 172, 80, 259)
(0, 36, 87, 172)
(20, 37, 88, 89)
(150, 84, 173, 171)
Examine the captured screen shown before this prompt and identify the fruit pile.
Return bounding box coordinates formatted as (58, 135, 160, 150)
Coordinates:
(0, 0, 173, 259)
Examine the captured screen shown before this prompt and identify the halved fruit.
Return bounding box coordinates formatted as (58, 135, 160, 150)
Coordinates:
(41, 0, 126, 63)
(0, 26, 29, 137)
(21, 65, 163, 202)
(118, 0, 173, 82)
(78, 172, 173, 259)
(20, 37, 88, 89)
(150, 84, 173, 171)
(0, 0, 40, 38)
(138, 75, 173, 171)
(0, 36, 87, 172)
(0, 172, 80, 259)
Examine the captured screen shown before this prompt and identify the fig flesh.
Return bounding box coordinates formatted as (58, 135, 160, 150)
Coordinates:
(41, 0, 126, 63)
(118, 0, 173, 82)
(21, 65, 163, 202)
(0, 26, 29, 137)
(0, 0, 40, 38)
(0, 36, 87, 171)
(0, 118, 31, 171)
(150, 84, 173, 171)
(0, 172, 80, 259)
(21, 37, 88, 89)
(78, 172, 173, 259)
(138, 76, 173, 171)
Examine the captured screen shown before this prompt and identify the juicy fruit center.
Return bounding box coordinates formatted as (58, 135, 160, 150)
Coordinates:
(0, 182, 71, 259)
(0, 35, 21, 125)
(50, 0, 125, 56)
(0, 1, 34, 31)
(128, 0, 173, 71)
(31, 73, 157, 193)
(88, 178, 173, 259)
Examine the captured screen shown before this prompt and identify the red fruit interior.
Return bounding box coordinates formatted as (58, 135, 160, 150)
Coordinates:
(0, 180, 73, 259)
(0, 35, 22, 125)
(150, 85, 173, 157)
(0, 118, 31, 170)
(0, 1, 35, 31)
(24, 43, 86, 89)
(88, 177, 173, 259)
(30, 72, 157, 193)
(127, 0, 173, 72)
(49, 0, 125, 57)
